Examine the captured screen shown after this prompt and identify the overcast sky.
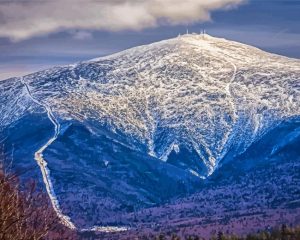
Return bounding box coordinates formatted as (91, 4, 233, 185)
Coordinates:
(0, 0, 300, 80)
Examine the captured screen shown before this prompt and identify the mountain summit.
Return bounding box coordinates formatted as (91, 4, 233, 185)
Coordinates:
(2, 34, 299, 175)
(1, 34, 300, 229)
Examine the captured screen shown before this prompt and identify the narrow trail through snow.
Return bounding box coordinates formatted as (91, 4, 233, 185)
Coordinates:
(20, 77, 129, 232)
(20, 77, 77, 229)
(225, 59, 238, 128)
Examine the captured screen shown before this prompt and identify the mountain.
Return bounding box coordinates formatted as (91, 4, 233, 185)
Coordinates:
(1, 34, 300, 234)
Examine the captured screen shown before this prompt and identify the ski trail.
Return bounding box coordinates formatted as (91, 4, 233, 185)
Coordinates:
(20, 77, 76, 229)
(226, 60, 237, 121)
(20, 77, 129, 232)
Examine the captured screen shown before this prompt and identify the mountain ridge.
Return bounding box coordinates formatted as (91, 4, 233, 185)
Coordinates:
(1, 34, 300, 231)
(1, 34, 300, 178)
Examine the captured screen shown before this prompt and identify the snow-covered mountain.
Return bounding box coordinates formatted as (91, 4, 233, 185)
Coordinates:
(1, 34, 300, 230)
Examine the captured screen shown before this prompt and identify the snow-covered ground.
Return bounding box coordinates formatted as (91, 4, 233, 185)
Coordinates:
(4, 33, 298, 177)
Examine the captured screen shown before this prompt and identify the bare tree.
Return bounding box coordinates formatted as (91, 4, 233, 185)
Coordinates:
(0, 154, 78, 240)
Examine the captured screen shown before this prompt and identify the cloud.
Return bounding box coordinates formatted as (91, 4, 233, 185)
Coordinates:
(0, 0, 245, 41)
(71, 31, 93, 40)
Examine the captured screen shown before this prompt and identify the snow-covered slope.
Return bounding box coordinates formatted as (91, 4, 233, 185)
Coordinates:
(1, 33, 300, 230)
(2, 34, 299, 176)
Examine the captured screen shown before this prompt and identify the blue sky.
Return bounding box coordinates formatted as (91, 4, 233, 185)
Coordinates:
(0, 0, 299, 80)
